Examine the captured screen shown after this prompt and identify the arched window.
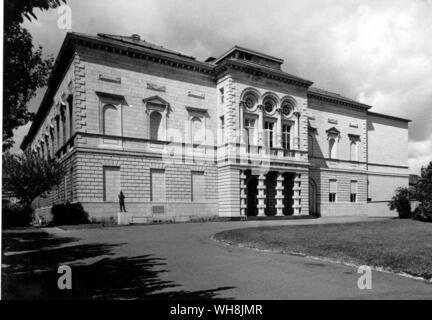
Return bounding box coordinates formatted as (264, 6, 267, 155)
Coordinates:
(350, 140, 358, 161)
(191, 116, 203, 145)
(329, 138, 337, 159)
(150, 111, 162, 141)
(103, 104, 121, 136)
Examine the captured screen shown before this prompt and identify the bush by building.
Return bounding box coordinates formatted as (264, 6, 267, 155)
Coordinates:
(51, 202, 91, 226)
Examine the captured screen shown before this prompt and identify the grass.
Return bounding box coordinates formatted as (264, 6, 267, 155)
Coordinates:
(214, 219, 432, 280)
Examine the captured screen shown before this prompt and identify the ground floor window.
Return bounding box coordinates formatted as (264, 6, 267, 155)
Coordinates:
(103, 166, 120, 201)
(151, 169, 166, 202)
(191, 171, 205, 202)
(350, 180, 358, 203)
(329, 179, 337, 202)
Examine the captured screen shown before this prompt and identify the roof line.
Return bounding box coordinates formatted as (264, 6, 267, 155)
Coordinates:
(367, 111, 411, 122)
(214, 45, 284, 64)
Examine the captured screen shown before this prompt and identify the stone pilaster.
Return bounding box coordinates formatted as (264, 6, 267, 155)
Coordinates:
(257, 173, 266, 216)
(239, 170, 247, 217)
(275, 173, 284, 216)
(257, 104, 264, 147)
(293, 173, 302, 215)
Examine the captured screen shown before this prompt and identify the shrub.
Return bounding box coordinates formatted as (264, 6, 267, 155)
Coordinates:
(51, 202, 90, 226)
(2, 200, 32, 228)
(412, 201, 432, 223)
(388, 187, 412, 219)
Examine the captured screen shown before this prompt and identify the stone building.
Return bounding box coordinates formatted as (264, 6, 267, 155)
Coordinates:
(21, 33, 410, 223)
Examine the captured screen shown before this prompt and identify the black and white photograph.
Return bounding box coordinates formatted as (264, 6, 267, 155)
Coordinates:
(1, 0, 431, 311)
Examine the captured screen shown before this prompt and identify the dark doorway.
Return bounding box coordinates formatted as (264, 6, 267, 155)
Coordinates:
(309, 178, 318, 216)
(246, 174, 258, 217)
(283, 173, 294, 216)
(265, 172, 277, 216)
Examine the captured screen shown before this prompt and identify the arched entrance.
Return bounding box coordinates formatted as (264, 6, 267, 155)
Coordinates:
(309, 178, 318, 216)
(246, 175, 258, 216)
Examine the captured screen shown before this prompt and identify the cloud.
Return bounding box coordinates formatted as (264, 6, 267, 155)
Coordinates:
(15, 0, 432, 173)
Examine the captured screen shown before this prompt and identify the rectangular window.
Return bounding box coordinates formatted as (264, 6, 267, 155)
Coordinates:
(350, 180, 358, 203)
(151, 169, 166, 202)
(191, 171, 205, 202)
(219, 87, 224, 104)
(56, 117, 60, 149)
(244, 118, 255, 146)
(282, 124, 291, 149)
(70, 167, 74, 201)
(220, 116, 225, 144)
(264, 121, 274, 148)
(329, 179, 337, 203)
(103, 166, 120, 202)
(51, 132, 55, 158)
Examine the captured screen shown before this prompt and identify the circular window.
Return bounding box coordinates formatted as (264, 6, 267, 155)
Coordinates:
(263, 99, 275, 113)
(281, 102, 293, 117)
(244, 95, 257, 109)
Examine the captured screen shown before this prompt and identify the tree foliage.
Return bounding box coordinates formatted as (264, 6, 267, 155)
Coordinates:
(2, 151, 65, 208)
(412, 161, 432, 222)
(388, 187, 412, 219)
(3, 0, 66, 150)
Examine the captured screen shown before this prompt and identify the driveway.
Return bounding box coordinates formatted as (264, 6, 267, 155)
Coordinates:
(3, 216, 432, 299)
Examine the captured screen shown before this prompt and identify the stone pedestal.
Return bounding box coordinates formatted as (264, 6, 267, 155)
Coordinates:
(275, 173, 285, 216)
(257, 173, 266, 216)
(239, 170, 247, 217)
(293, 173, 302, 215)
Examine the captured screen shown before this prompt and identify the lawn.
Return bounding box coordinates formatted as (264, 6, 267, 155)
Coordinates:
(214, 219, 432, 280)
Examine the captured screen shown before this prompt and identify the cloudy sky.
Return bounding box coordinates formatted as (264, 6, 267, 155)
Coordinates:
(14, 0, 432, 174)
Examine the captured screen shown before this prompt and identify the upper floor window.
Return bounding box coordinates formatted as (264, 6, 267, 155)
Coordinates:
(103, 104, 121, 136)
(191, 116, 204, 145)
(350, 141, 358, 161)
(282, 124, 291, 150)
(56, 116, 60, 149)
(50, 131, 55, 158)
(220, 116, 225, 144)
(349, 135, 360, 162)
(329, 138, 337, 159)
(244, 118, 256, 146)
(219, 87, 224, 104)
(308, 134, 313, 156)
(68, 96, 74, 138)
(264, 121, 274, 148)
(149, 111, 163, 141)
(326, 127, 340, 159)
(263, 97, 276, 114)
(243, 93, 258, 110)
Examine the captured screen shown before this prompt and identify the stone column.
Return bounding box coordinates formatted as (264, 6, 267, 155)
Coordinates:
(257, 104, 264, 147)
(293, 173, 302, 215)
(276, 108, 283, 148)
(239, 102, 244, 144)
(275, 173, 284, 216)
(294, 111, 300, 150)
(257, 173, 266, 216)
(239, 170, 247, 217)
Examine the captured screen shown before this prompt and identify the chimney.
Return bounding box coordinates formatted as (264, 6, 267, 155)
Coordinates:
(131, 34, 141, 41)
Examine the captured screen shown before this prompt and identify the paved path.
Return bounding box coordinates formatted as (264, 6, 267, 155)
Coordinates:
(45, 216, 431, 299)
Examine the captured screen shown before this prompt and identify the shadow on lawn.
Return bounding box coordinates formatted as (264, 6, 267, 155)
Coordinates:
(2, 230, 234, 300)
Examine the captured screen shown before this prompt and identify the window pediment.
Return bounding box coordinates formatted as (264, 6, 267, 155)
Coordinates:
(143, 95, 170, 106)
(348, 133, 360, 141)
(326, 127, 340, 135)
(186, 106, 208, 117)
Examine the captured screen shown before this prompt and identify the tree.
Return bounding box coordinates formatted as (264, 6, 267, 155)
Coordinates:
(388, 187, 412, 219)
(3, 0, 66, 150)
(412, 161, 432, 222)
(2, 150, 65, 212)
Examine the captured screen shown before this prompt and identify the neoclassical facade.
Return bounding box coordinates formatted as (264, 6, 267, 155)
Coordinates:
(22, 33, 410, 222)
